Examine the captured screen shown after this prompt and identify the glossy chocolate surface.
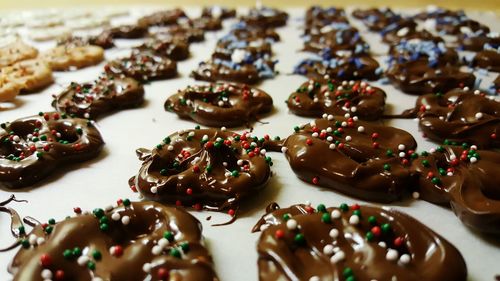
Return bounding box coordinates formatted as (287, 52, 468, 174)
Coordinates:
(253, 203, 467, 281)
(286, 78, 386, 120)
(278, 117, 417, 202)
(403, 88, 499, 148)
(137, 8, 187, 27)
(52, 74, 145, 119)
(135, 38, 190, 61)
(472, 49, 500, 72)
(0, 112, 104, 189)
(129, 129, 272, 211)
(410, 146, 500, 233)
(105, 52, 177, 82)
(165, 83, 273, 127)
(294, 55, 381, 81)
(9, 201, 219, 281)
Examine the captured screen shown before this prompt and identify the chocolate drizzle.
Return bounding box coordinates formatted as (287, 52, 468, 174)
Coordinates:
(129, 129, 272, 212)
(287, 79, 386, 120)
(278, 117, 417, 202)
(52, 74, 145, 119)
(410, 146, 500, 234)
(253, 203, 467, 281)
(8, 201, 219, 281)
(164, 83, 273, 127)
(0, 112, 104, 189)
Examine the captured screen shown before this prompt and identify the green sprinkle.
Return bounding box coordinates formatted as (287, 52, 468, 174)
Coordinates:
(180, 242, 189, 252)
(321, 213, 331, 223)
(383, 164, 391, 171)
(163, 231, 174, 241)
(87, 261, 96, 270)
(99, 223, 109, 231)
(343, 267, 354, 277)
(282, 214, 291, 221)
(368, 216, 377, 224)
(92, 250, 102, 260)
(294, 233, 306, 245)
(366, 231, 374, 241)
(339, 203, 349, 212)
(317, 204, 326, 213)
(381, 223, 391, 234)
(170, 248, 181, 258)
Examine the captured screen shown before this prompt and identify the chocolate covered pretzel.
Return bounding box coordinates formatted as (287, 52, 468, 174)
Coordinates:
(276, 117, 417, 202)
(129, 129, 272, 212)
(8, 200, 219, 281)
(52, 74, 145, 119)
(165, 83, 273, 127)
(294, 55, 381, 81)
(0, 112, 104, 189)
(410, 146, 500, 234)
(287, 79, 386, 120)
(104, 51, 177, 82)
(253, 203, 467, 281)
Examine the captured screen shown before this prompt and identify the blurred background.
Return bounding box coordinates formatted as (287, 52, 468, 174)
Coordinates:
(1, 0, 498, 12)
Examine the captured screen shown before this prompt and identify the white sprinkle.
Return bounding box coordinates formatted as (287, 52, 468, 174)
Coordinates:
(378, 241, 387, 248)
(260, 149, 267, 155)
(429, 148, 436, 153)
(447, 172, 453, 176)
(450, 154, 456, 160)
(357, 126, 365, 132)
(344, 113, 350, 118)
(323, 244, 334, 255)
(286, 219, 298, 230)
(151, 245, 162, 255)
(121, 216, 130, 225)
(307, 84, 314, 91)
(142, 263, 151, 272)
(412, 192, 420, 199)
(345, 136, 352, 142)
(167, 145, 174, 151)
(281, 147, 288, 153)
(398, 144, 406, 151)
(331, 210, 341, 219)
(463, 86, 470, 91)
(188, 131, 195, 137)
(77, 255, 89, 266)
(470, 157, 478, 163)
(29, 234, 37, 245)
(322, 113, 328, 119)
(41, 269, 52, 279)
(399, 152, 406, 158)
(327, 136, 334, 142)
(470, 145, 477, 150)
(351, 106, 357, 113)
(224, 172, 231, 177)
(327, 114, 334, 120)
(12, 135, 20, 142)
(158, 238, 169, 247)
(475, 112, 483, 119)
(218, 100, 224, 107)
(386, 249, 399, 261)
(92, 278, 103, 281)
(326, 127, 333, 133)
(309, 277, 320, 281)
(202, 135, 208, 141)
(474, 90, 481, 95)
(329, 144, 336, 150)
(312, 132, 319, 138)
(223, 162, 228, 167)
(329, 228, 339, 238)
(353, 116, 359, 121)
(84, 113, 90, 119)
(349, 215, 360, 225)
(237, 160, 244, 166)
(313, 97, 319, 103)
(399, 254, 411, 264)
(150, 186, 158, 194)
(330, 251, 345, 263)
(111, 213, 121, 221)
(37, 237, 45, 245)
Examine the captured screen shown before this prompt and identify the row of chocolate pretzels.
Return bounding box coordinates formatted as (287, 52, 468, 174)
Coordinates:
(4, 198, 467, 281)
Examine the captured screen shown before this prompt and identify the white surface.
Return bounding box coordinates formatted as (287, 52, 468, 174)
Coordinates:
(1, 7, 499, 281)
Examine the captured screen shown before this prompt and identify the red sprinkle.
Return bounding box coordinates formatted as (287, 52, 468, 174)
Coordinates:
(394, 237, 404, 247)
(306, 139, 313, 146)
(371, 226, 381, 236)
(186, 188, 193, 195)
(193, 203, 202, 211)
(275, 229, 285, 239)
(228, 209, 235, 216)
(157, 268, 169, 280)
(73, 207, 82, 214)
(112, 245, 123, 257)
(192, 166, 200, 173)
(312, 177, 319, 185)
(350, 204, 360, 210)
(40, 253, 52, 267)
(55, 270, 65, 280)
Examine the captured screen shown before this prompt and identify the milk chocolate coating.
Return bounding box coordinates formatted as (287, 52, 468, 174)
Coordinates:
(413, 8, 464, 20)
(57, 32, 114, 49)
(472, 50, 500, 72)
(227, 23, 280, 42)
(201, 6, 236, 19)
(52, 74, 145, 119)
(403, 88, 499, 148)
(352, 7, 400, 31)
(410, 146, 500, 234)
(240, 7, 288, 28)
(165, 83, 273, 127)
(435, 18, 490, 35)
(388, 39, 458, 66)
(212, 39, 272, 62)
(278, 117, 417, 202)
(191, 59, 275, 85)
(9, 201, 219, 281)
(494, 75, 500, 93)
(303, 28, 367, 56)
(253, 203, 467, 281)
(458, 33, 500, 52)
(135, 38, 190, 61)
(305, 6, 348, 34)
(287, 79, 386, 120)
(108, 24, 148, 39)
(189, 17, 222, 31)
(129, 129, 272, 211)
(105, 52, 177, 82)
(138, 8, 187, 27)
(150, 25, 205, 43)
(383, 28, 439, 45)
(0, 112, 104, 189)
(386, 60, 475, 95)
(294, 55, 381, 81)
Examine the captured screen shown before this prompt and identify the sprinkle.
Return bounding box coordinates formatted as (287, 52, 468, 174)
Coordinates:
(349, 215, 360, 225)
(111, 213, 120, 221)
(281, 147, 288, 153)
(386, 249, 399, 261)
(329, 228, 339, 238)
(331, 210, 341, 219)
(398, 144, 405, 151)
(150, 186, 158, 194)
(399, 254, 411, 264)
(286, 219, 298, 230)
(121, 216, 130, 225)
(412, 192, 420, 199)
(142, 263, 151, 273)
(41, 269, 52, 279)
(475, 112, 483, 119)
(330, 251, 345, 263)
(357, 126, 365, 132)
(77, 255, 89, 266)
(323, 244, 334, 255)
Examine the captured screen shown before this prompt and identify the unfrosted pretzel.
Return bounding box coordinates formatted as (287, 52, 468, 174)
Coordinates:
(0, 75, 21, 102)
(0, 40, 38, 68)
(42, 45, 104, 71)
(2, 59, 53, 93)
